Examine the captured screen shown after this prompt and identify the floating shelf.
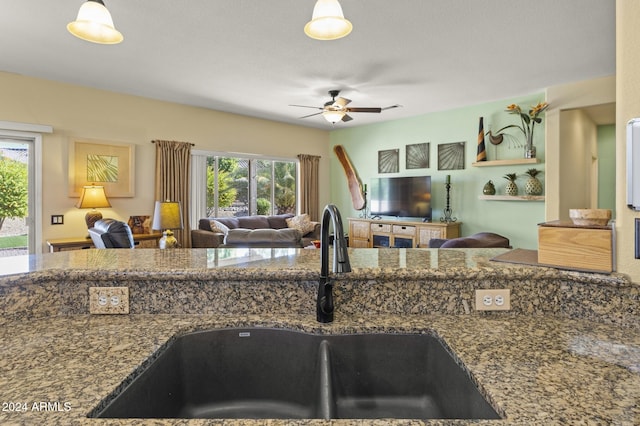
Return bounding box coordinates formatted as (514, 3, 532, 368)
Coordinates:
(472, 158, 540, 167)
(479, 195, 545, 201)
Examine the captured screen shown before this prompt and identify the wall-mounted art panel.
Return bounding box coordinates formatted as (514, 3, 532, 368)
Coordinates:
(406, 142, 430, 169)
(438, 142, 466, 170)
(378, 149, 399, 173)
(68, 139, 135, 197)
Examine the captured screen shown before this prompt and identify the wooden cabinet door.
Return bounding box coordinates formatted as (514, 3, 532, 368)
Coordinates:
(349, 220, 371, 247)
(441, 223, 461, 239)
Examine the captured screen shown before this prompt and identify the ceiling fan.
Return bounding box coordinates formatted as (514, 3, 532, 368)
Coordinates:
(290, 90, 400, 124)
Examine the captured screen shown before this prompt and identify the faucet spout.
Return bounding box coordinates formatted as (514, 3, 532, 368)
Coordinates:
(317, 204, 351, 323)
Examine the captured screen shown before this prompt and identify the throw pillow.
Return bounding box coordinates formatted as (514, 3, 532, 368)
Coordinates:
(209, 219, 230, 235)
(286, 214, 315, 235)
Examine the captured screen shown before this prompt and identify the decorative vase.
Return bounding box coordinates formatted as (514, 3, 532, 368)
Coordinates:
(524, 176, 543, 195)
(505, 181, 518, 196)
(483, 180, 496, 195)
(524, 133, 536, 159)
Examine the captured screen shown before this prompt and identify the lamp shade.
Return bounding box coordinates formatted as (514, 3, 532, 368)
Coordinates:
(152, 201, 183, 231)
(304, 0, 353, 40)
(76, 184, 111, 229)
(75, 185, 111, 209)
(67, 0, 124, 44)
(323, 110, 346, 124)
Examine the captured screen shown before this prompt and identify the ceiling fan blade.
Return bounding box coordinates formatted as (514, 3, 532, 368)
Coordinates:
(299, 111, 323, 119)
(289, 104, 324, 110)
(342, 114, 354, 122)
(381, 104, 402, 111)
(346, 107, 382, 113)
(333, 97, 351, 108)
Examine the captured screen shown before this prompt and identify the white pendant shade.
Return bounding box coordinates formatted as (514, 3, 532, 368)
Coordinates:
(304, 0, 353, 40)
(323, 110, 346, 124)
(67, 0, 123, 44)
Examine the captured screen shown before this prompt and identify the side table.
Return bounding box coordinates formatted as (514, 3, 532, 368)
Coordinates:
(47, 233, 163, 253)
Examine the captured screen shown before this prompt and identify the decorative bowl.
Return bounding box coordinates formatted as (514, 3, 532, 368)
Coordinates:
(569, 209, 612, 226)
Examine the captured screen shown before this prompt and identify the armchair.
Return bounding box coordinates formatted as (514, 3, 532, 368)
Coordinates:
(89, 218, 135, 249)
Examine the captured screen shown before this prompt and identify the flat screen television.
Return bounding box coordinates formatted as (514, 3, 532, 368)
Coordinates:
(369, 176, 432, 220)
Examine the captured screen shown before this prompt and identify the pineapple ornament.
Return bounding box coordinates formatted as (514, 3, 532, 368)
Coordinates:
(524, 168, 543, 195)
(503, 173, 518, 196)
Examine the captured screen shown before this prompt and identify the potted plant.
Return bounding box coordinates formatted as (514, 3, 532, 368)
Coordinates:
(496, 102, 549, 158)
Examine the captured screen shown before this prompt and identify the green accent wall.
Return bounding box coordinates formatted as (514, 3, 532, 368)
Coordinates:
(329, 95, 546, 249)
(597, 124, 616, 213)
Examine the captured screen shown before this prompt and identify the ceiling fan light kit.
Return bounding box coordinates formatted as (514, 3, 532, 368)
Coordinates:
(304, 0, 353, 40)
(67, 0, 123, 44)
(323, 110, 346, 124)
(291, 90, 399, 124)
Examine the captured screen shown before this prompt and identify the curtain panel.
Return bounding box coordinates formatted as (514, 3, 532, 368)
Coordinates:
(154, 140, 193, 248)
(189, 153, 208, 230)
(297, 154, 321, 222)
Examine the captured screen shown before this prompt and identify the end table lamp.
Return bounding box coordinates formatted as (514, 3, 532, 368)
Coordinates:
(152, 200, 183, 249)
(75, 184, 111, 230)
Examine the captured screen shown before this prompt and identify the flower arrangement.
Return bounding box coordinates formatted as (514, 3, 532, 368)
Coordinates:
(497, 102, 549, 145)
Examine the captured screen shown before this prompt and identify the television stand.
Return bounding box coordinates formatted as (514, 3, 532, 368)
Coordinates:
(348, 218, 461, 248)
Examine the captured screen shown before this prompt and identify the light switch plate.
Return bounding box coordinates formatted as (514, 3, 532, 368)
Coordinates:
(89, 287, 129, 314)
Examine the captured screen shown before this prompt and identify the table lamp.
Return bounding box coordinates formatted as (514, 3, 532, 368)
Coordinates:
(75, 184, 111, 230)
(152, 200, 183, 249)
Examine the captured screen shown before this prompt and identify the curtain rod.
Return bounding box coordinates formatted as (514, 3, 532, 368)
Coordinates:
(151, 140, 195, 146)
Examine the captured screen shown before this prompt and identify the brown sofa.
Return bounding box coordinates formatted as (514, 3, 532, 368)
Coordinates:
(191, 214, 320, 248)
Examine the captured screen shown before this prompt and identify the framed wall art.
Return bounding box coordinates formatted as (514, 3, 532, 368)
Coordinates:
(406, 142, 430, 169)
(68, 139, 135, 197)
(438, 142, 466, 170)
(378, 149, 399, 173)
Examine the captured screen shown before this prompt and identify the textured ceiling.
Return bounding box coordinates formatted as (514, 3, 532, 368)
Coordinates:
(0, 0, 615, 129)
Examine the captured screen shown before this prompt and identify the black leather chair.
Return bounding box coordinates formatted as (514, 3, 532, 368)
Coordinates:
(88, 219, 135, 249)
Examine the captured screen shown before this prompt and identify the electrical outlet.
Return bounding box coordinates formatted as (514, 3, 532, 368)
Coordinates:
(89, 287, 129, 314)
(475, 289, 511, 311)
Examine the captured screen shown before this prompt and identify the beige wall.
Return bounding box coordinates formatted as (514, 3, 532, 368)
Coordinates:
(558, 109, 598, 219)
(545, 75, 616, 221)
(616, 0, 640, 281)
(0, 72, 329, 252)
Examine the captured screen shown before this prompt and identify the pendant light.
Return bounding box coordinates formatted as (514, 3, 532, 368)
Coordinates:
(304, 0, 353, 41)
(67, 0, 123, 44)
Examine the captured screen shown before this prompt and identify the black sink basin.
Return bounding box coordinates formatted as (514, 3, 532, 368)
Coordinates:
(92, 328, 500, 420)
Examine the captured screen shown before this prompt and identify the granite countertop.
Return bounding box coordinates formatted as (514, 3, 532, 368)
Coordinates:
(0, 246, 632, 281)
(0, 248, 638, 425)
(1, 313, 639, 425)
(0, 247, 513, 277)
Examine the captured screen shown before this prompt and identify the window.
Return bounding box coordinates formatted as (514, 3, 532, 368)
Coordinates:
(192, 152, 298, 222)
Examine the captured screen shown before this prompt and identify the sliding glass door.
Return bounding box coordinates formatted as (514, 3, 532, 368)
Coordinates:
(0, 137, 34, 256)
